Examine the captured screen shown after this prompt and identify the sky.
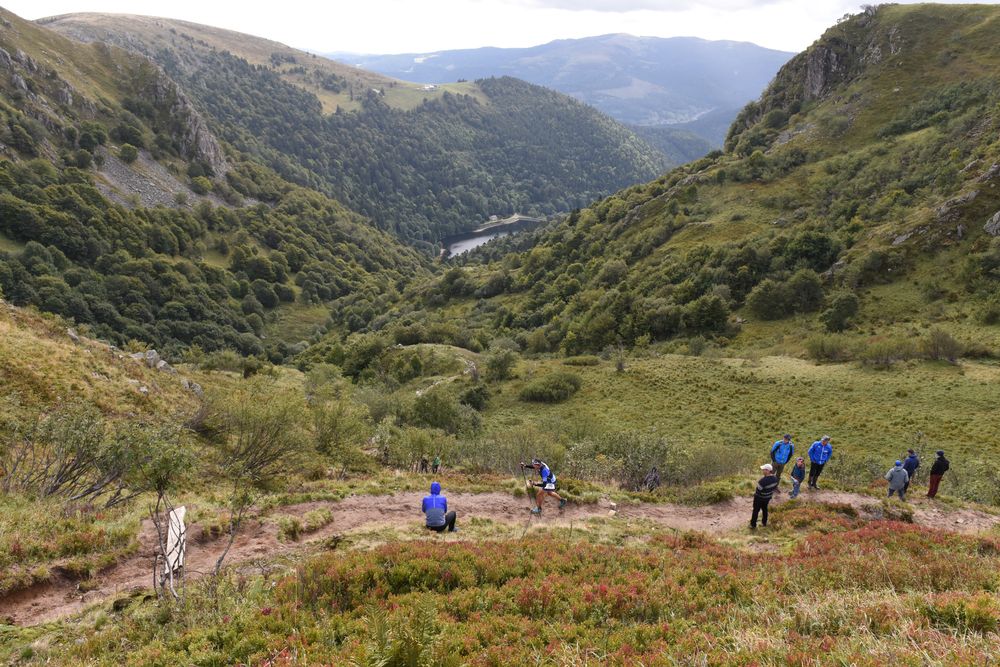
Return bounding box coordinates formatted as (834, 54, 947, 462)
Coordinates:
(5, 0, 988, 55)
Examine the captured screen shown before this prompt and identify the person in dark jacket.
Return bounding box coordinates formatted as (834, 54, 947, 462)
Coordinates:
(901, 449, 920, 493)
(770, 434, 794, 483)
(750, 464, 779, 530)
(885, 460, 909, 501)
(807, 436, 832, 489)
(642, 466, 661, 492)
(522, 459, 567, 514)
(927, 450, 950, 499)
(788, 457, 806, 499)
(422, 481, 457, 532)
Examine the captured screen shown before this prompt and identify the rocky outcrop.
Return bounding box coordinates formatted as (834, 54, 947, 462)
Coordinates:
(140, 69, 228, 176)
(985, 211, 1000, 237)
(935, 190, 978, 224)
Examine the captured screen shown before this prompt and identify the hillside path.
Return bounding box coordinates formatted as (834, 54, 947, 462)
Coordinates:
(1, 489, 996, 627)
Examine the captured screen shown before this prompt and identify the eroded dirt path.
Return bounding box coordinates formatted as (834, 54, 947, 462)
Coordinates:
(2, 489, 996, 626)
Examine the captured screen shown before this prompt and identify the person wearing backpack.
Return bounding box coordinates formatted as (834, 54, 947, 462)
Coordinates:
(770, 434, 795, 483)
(421, 481, 457, 532)
(522, 459, 567, 514)
(885, 460, 909, 502)
(750, 463, 779, 530)
(901, 449, 920, 493)
(927, 450, 950, 499)
(807, 435, 832, 489)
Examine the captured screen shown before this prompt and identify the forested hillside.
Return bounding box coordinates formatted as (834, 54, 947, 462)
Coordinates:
(44, 14, 668, 249)
(343, 4, 1000, 356)
(0, 8, 425, 359)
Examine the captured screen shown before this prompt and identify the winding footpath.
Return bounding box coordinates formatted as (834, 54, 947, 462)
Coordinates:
(1, 489, 997, 626)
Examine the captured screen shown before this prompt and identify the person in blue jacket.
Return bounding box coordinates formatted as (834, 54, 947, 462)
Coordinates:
(901, 449, 920, 493)
(770, 434, 795, 483)
(807, 435, 832, 489)
(421, 481, 457, 532)
(522, 459, 567, 514)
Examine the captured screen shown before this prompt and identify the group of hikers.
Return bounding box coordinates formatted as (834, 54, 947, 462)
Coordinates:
(420, 440, 954, 534)
(751, 434, 952, 529)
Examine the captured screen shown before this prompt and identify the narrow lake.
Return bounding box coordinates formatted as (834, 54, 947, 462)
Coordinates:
(442, 215, 545, 257)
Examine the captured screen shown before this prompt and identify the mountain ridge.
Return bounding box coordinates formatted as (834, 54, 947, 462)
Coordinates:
(339, 33, 794, 146)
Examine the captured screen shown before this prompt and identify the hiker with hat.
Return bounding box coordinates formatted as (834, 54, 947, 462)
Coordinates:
(901, 449, 920, 493)
(770, 434, 795, 483)
(750, 463, 779, 530)
(885, 460, 909, 502)
(422, 481, 457, 532)
(788, 457, 806, 499)
(807, 435, 833, 489)
(521, 459, 567, 514)
(927, 450, 950, 498)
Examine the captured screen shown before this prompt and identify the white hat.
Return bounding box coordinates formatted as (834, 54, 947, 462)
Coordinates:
(760, 464, 773, 472)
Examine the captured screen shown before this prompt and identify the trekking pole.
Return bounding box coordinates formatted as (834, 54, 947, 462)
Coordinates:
(519, 462, 535, 512)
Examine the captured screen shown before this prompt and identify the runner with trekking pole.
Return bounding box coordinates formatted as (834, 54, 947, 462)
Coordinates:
(521, 458, 567, 514)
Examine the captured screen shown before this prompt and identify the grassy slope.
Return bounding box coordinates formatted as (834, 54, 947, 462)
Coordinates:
(37, 13, 488, 114)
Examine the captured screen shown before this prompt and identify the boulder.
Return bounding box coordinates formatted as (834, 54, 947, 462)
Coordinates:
(67, 328, 80, 344)
(985, 211, 1000, 237)
(935, 190, 978, 223)
(155, 359, 177, 375)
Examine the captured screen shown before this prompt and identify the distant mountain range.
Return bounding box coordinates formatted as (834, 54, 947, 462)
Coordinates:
(335, 35, 794, 147)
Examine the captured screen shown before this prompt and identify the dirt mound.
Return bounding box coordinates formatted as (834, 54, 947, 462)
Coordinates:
(1, 489, 996, 626)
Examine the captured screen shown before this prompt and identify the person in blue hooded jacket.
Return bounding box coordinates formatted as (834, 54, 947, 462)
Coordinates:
(901, 449, 920, 493)
(422, 481, 457, 532)
(807, 435, 832, 489)
(770, 434, 794, 483)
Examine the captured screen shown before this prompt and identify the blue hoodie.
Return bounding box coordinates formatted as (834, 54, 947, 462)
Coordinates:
(808, 440, 832, 465)
(771, 439, 794, 465)
(422, 482, 447, 527)
(902, 453, 920, 475)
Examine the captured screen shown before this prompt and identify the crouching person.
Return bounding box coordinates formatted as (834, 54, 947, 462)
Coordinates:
(422, 481, 457, 532)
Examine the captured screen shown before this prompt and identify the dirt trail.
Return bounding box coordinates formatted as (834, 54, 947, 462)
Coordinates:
(2, 489, 996, 627)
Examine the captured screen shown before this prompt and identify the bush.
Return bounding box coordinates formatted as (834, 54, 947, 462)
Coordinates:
(745, 279, 791, 320)
(190, 176, 213, 195)
(458, 384, 490, 411)
(562, 355, 600, 366)
(519, 372, 582, 403)
(820, 291, 859, 332)
(920, 328, 962, 363)
(119, 144, 139, 164)
(858, 337, 916, 369)
(805, 334, 853, 362)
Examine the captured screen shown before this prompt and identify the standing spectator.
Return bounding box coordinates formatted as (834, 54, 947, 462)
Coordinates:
(770, 434, 795, 483)
(885, 460, 909, 501)
(432, 454, 441, 474)
(419, 455, 429, 474)
(750, 464, 779, 530)
(807, 435, 833, 489)
(902, 449, 920, 494)
(788, 457, 806, 499)
(927, 450, 950, 499)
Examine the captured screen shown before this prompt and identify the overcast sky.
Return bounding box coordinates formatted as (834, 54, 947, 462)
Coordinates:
(7, 0, 987, 55)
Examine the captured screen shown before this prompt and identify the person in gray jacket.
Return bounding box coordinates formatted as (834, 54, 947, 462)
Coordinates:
(885, 460, 910, 501)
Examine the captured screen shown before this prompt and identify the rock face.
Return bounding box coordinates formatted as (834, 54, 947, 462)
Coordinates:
(985, 211, 1000, 237)
(935, 190, 978, 223)
(141, 70, 228, 176)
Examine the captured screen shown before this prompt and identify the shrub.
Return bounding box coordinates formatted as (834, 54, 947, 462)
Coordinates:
(519, 372, 582, 403)
(484, 346, 518, 382)
(858, 337, 915, 369)
(920, 328, 963, 363)
(562, 355, 600, 366)
(190, 176, 213, 195)
(458, 384, 490, 411)
(805, 334, 853, 362)
(119, 144, 139, 164)
(745, 279, 791, 320)
(821, 291, 859, 332)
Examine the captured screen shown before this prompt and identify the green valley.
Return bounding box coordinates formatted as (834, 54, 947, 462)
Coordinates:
(1, 3, 999, 666)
